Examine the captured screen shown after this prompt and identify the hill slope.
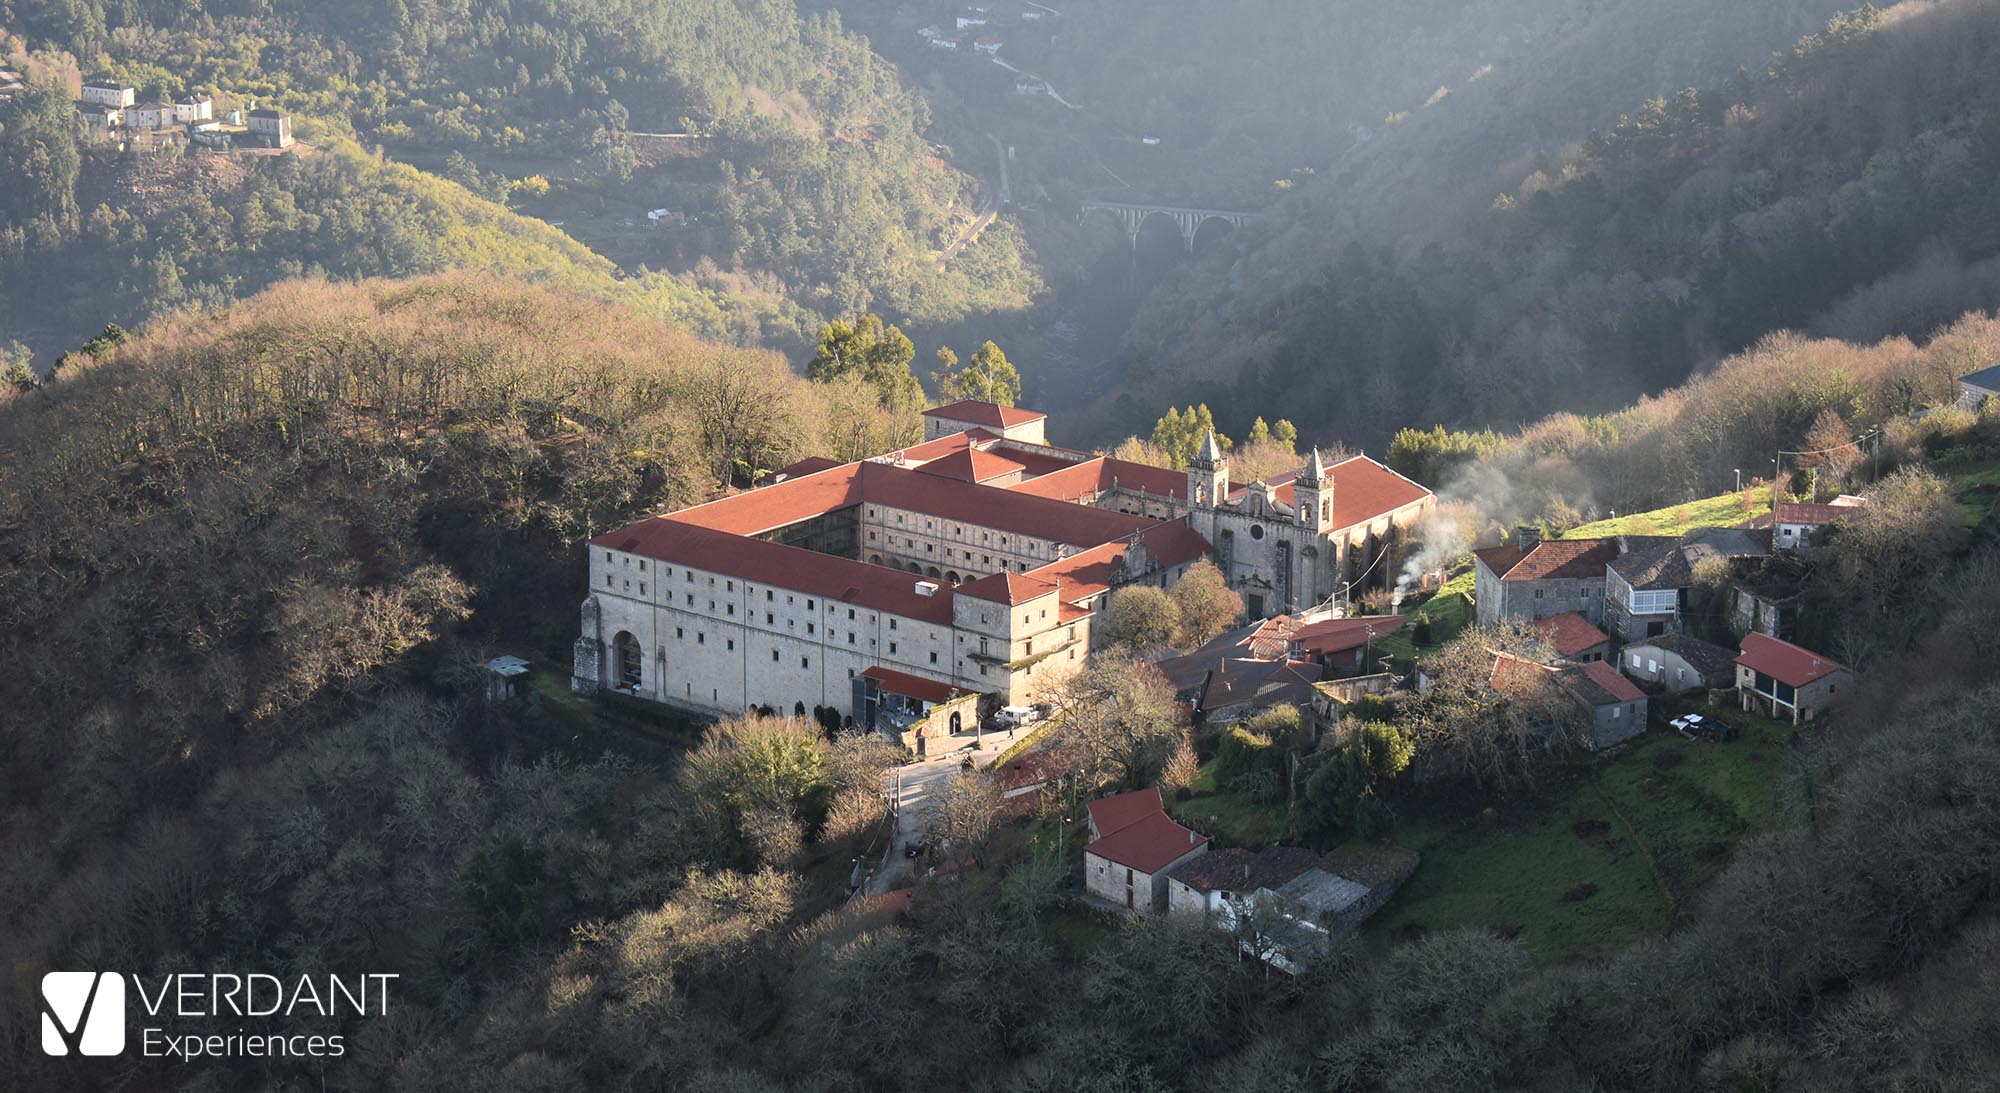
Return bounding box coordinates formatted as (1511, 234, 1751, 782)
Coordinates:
(1100, 2, 2000, 448)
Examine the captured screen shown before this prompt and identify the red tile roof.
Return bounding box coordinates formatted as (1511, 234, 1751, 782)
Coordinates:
(1490, 652, 1559, 694)
(1251, 455, 1433, 531)
(860, 665, 966, 705)
(924, 399, 1046, 428)
(765, 455, 841, 482)
(1533, 612, 1609, 657)
(1734, 633, 1849, 687)
(1290, 614, 1405, 655)
(1774, 501, 1864, 526)
(1003, 456, 1189, 503)
(857, 463, 1158, 547)
(1476, 538, 1619, 581)
(1087, 787, 1164, 837)
(1086, 809, 1209, 874)
(590, 519, 957, 624)
(1572, 660, 1646, 704)
(915, 446, 1028, 484)
(957, 570, 1059, 605)
(1140, 521, 1214, 569)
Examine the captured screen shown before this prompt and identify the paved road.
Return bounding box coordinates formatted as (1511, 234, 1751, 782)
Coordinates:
(863, 731, 1011, 895)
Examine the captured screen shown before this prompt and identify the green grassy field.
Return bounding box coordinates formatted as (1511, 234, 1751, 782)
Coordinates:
(1366, 697, 1795, 963)
(1948, 462, 2000, 527)
(1169, 759, 1291, 847)
(1377, 569, 1475, 667)
(1565, 485, 1771, 539)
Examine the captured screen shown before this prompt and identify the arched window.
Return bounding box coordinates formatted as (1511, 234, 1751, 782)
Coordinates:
(613, 631, 642, 690)
(946, 571, 961, 584)
(926, 566, 941, 579)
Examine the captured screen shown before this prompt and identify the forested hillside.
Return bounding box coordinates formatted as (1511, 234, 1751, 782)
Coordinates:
(1102, 2, 2000, 449)
(5, 277, 2000, 1089)
(1031, 0, 1848, 203)
(0, 0, 1040, 346)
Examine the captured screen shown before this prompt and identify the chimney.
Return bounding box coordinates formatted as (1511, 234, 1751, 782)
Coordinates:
(1516, 525, 1543, 552)
(915, 581, 939, 597)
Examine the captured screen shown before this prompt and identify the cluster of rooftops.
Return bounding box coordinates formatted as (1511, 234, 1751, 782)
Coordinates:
(590, 399, 1429, 628)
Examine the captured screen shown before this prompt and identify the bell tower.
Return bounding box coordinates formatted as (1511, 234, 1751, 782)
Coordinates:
(1293, 448, 1334, 534)
(1187, 430, 1229, 509)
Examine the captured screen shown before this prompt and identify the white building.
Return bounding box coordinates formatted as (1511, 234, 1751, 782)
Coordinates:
(81, 82, 135, 108)
(127, 101, 176, 130)
(174, 93, 214, 123)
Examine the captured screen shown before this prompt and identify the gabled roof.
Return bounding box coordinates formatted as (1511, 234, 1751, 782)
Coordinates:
(924, 399, 1046, 428)
(956, 570, 1058, 605)
(1610, 537, 1691, 590)
(1199, 657, 1322, 711)
(1475, 538, 1619, 582)
(914, 446, 1027, 483)
(1290, 614, 1405, 655)
(1532, 612, 1608, 657)
(1962, 363, 2000, 393)
(1775, 500, 1865, 526)
(1085, 808, 1208, 873)
(859, 665, 963, 705)
(1735, 633, 1850, 687)
(1087, 787, 1164, 837)
(1490, 652, 1560, 694)
(1563, 661, 1647, 705)
(1250, 455, 1433, 532)
(1003, 455, 1189, 501)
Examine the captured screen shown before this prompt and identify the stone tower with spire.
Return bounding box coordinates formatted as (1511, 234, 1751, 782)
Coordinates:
(1292, 448, 1335, 534)
(1187, 430, 1229, 508)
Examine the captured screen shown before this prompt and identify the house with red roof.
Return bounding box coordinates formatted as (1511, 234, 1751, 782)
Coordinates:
(1774, 495, 1866, 550)
(1288, 613, 1405, 674)
(1472, 526, 1619, 629)
(1083, 788, 1209, 912)
(1734, 633, 1853, 723)
(923, 399, 1047, 443)
(1487, 652, 1647, 749)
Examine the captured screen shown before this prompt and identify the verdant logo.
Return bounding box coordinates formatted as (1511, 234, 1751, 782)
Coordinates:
(41, 972, 126, 1056)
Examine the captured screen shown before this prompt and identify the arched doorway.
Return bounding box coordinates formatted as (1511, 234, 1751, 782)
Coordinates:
(949, 711, 962, 735)
(613, 631, 642, 691)
(945, 570, 961, 584)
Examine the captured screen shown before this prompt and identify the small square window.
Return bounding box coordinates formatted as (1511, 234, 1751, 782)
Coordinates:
(606, 575, 613, 586)
(604, 551, 612, 561)
(801, 657, 809, 668)
(930, 651, 939, 664)
(889, 642, 898, 655)
(697, 632, 705, 644)
(727, 639, 735, 651)
(676, 627, 684, 638)
(772, 650, 780, 662)
(639, 583, 646, 595)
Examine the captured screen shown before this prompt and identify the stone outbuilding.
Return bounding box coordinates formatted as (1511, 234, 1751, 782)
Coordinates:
(1083, 788, 1209, 912)
(1620, 633, 1738, 694)
(1734, 633, 1852, 724)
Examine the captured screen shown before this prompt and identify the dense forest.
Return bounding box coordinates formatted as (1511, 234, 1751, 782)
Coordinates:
(4, 276, 2000, 1089)
(1100, 1, 2000, 449)
(0, 0, 1040, 351)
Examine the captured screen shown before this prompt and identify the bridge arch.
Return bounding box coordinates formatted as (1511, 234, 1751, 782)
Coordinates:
(1078, 200, 1254, 254)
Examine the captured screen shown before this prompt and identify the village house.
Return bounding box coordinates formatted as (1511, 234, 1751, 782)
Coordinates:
(1959, 363, 2000, 411)
(1734, 633, 1852, 724)
(1473, 528, 1618, 627)
(127, 101, 176, 130)
(174, 92, 214, 123)
(1286, 613, 1404, 676)
(575, 401, 1432, 725)
(1309, 674, 1398, 729)
(1532, 611, 1610, 664)
(1774, 496, 1867, 549)
(80, 81, 135, 108)
(1620, 632, 1738, 694)
(1082, 788, 1209, 912)
(77, 102, 123, 129)
(1490, 652, 1647, 750)
(247, 107, 292, 147)
(974, 37, 1004, 54)
(1604, 536, 1688, 642)
(1164, 843, 1418, 973)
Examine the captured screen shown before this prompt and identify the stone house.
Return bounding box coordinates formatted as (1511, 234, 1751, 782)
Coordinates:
(1604, 537, 1688, 642)
(1557, 661, 1649, 749)
(1734, 633, 1852, 724)
(1164, 843, 1418, 974)
(1083, 789, 1209, 912)
(1619, 633, 1737, 693)
(247, 107, 292, 147)
(1286, 613, 1404, 676)
(174, 92, 213, 123)
(1472, 529, 1618, 628)
(127, 101, 176, 130)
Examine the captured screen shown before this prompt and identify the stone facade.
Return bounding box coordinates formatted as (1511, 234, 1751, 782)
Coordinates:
(1186, 439, 1433, 619)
